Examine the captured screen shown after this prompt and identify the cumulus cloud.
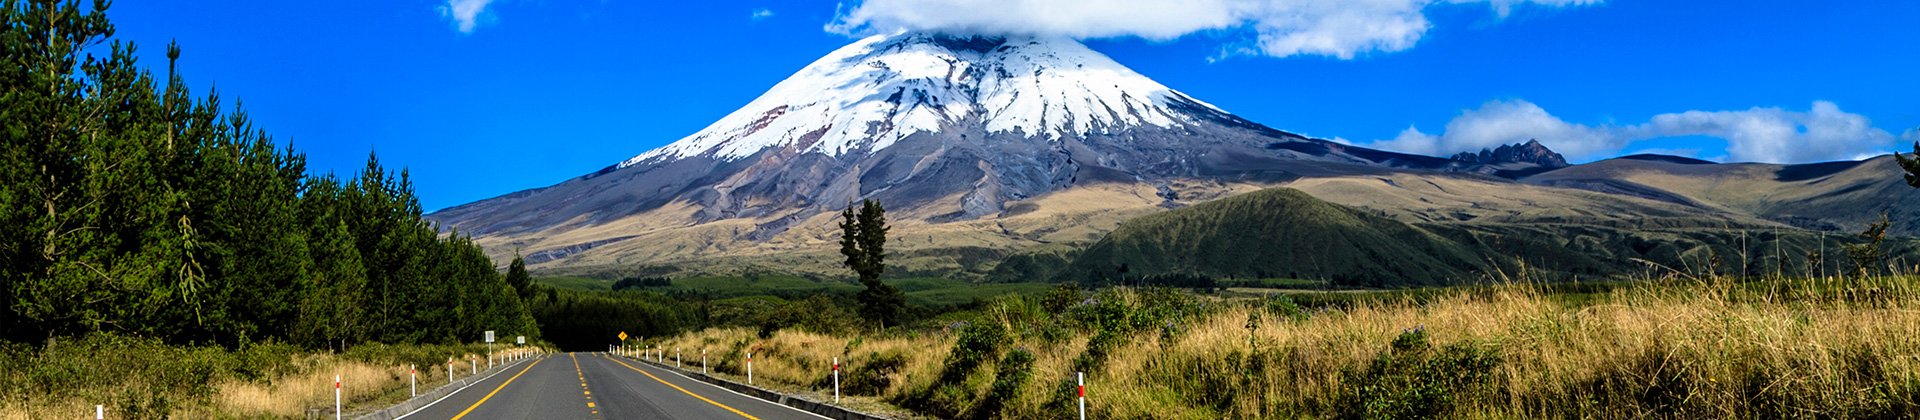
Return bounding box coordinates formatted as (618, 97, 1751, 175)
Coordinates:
(1369, 99, 1620, 158)
(827, 0, 1601, 59)
(440, 0, 496, 33)
(751, 8, 776, 21)
(1369, 100, 1899, 163)
(1639, 101, 1895, 163)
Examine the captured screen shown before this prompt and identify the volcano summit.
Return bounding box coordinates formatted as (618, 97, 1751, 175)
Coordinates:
(429, 33, 1912, 279)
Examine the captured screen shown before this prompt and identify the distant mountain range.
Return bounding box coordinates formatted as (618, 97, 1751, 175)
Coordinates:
(428, 33, 1920, 282)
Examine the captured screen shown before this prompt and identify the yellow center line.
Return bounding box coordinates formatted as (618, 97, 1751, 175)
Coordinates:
(449, 356, 545, 420)
(573, 353, 603, 418)
(606, 356, 760, 420)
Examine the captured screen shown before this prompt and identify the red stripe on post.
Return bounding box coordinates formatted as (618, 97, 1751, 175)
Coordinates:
(1077, 385, 1084, 397)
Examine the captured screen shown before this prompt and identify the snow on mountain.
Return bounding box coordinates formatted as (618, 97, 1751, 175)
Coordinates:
(620, 32, 1227, 167)
(430, 31, 1498, 273)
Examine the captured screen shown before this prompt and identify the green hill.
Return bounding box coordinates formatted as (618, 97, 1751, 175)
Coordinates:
(1067, 188, 1489, 286)
(1060, 188, 1920, 287)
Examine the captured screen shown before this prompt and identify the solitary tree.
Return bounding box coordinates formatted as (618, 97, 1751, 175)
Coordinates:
(506, 253, 533, 300)
(1895, 141, 1920, 188)
(1844, 213, 1891, 279)
(841, 200, 905, 327)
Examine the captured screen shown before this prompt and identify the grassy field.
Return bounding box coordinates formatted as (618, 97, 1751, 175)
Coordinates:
(0, 338, 550, 419)
(545, 274, 1054, 308)
(648, 273, 1920, 419)
(534, 275, 613, 290)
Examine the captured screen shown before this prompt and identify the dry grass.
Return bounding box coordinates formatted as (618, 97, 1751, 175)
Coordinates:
(1, 344, 548, 419)
(657, 276, 1920, 418)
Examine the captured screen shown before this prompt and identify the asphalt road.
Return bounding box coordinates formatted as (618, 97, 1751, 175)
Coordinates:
(399, 353, 824, 420)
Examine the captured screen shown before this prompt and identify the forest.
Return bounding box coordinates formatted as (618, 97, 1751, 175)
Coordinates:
(0, 0, 536, 351)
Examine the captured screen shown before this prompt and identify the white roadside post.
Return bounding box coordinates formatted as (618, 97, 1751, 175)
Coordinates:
(702, 349, 708, 374)
(447, 357, 454, 384)
(470, 356, 476, 375)
(334, 374, 343, 420)
(1077, 372, 1086, 420)
(676, 349, 681, 368)
(410, 364, 417, 397)
(95, 405, 102, 419)
(747, 352, 754, 385)
(833, 357, 841, 404)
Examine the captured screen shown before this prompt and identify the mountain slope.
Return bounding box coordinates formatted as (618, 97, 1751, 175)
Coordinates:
(1068, 188, 1488, 285)
(427, 32, 1920, 280)
(1062, 186, 1920, 285)
(428, 33, 1500, 273)
(1525, 155, 1920, 234)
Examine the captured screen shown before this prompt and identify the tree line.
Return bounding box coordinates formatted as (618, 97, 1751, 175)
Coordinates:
(0, 0, 535, 350)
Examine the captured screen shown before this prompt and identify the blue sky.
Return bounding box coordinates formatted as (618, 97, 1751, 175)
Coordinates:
(108, 0, 1920, 211)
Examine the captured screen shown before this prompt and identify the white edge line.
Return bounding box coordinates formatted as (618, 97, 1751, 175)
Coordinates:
(391, 354, 541, 420)
(618, 354, 836, 420)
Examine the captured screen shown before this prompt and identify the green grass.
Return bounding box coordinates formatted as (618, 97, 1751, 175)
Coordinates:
(534, 276, 610, 291)
(1220, 278, 1336, 290)
(905, 282, 1055, 307)
(549, 274, 1054, 309)
(666, 274, 861, 296)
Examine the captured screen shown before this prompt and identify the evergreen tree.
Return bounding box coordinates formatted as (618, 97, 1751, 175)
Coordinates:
(1895, 141, 1920, 188)
(840, 200, 904, 328)
(506, 253, 533, 300)
(0, 0, 539, 348)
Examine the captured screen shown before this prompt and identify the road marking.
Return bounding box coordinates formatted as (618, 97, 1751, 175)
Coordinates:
(606, 356, 761, 420)
(448, 357, 545, 420)
(393, 355, 538, 420)
(572, 353, 605, 418)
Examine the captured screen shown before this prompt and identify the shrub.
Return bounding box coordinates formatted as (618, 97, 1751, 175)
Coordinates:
(1265, 293, 1305, 320)
(1041, 283, 1081, 314)
(974, 348, 1035, 419)
(843, 349, 907, 395)
(1338, 327, 1501, 419)
(944, 322, 1008, 381)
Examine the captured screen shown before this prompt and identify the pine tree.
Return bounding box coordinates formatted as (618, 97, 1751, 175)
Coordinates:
(506, 253, 533, 300)
(1, 0, 540, 347)
(841, 200, 904, 328)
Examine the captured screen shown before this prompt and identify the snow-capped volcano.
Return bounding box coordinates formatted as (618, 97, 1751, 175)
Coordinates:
(624, 33, 1230, 165)
(430, 32, 1467, 270)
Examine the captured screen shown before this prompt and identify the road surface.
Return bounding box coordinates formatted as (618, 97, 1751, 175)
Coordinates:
(399, 352, 824, 420)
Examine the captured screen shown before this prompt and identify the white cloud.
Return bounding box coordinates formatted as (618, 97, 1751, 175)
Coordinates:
(441, 0, 496, 33)
(827, 0, 1601, 59)
(1368, 100, 1901, 163)
(751, 8, 776, 21)
(1639, 101, 1895, 163)
(1369, 99, 1620, 158)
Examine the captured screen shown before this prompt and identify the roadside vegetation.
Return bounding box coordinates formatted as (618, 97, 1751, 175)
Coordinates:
(651, 271, 1920, 418)
(2, 1, 538, 417)
(1, 337, 545, 418)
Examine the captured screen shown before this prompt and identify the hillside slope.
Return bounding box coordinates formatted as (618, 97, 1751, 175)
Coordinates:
(1068, 188, 1488, 285)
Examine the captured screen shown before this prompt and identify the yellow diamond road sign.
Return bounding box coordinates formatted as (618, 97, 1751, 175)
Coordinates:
(618, 331, 628, 341)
